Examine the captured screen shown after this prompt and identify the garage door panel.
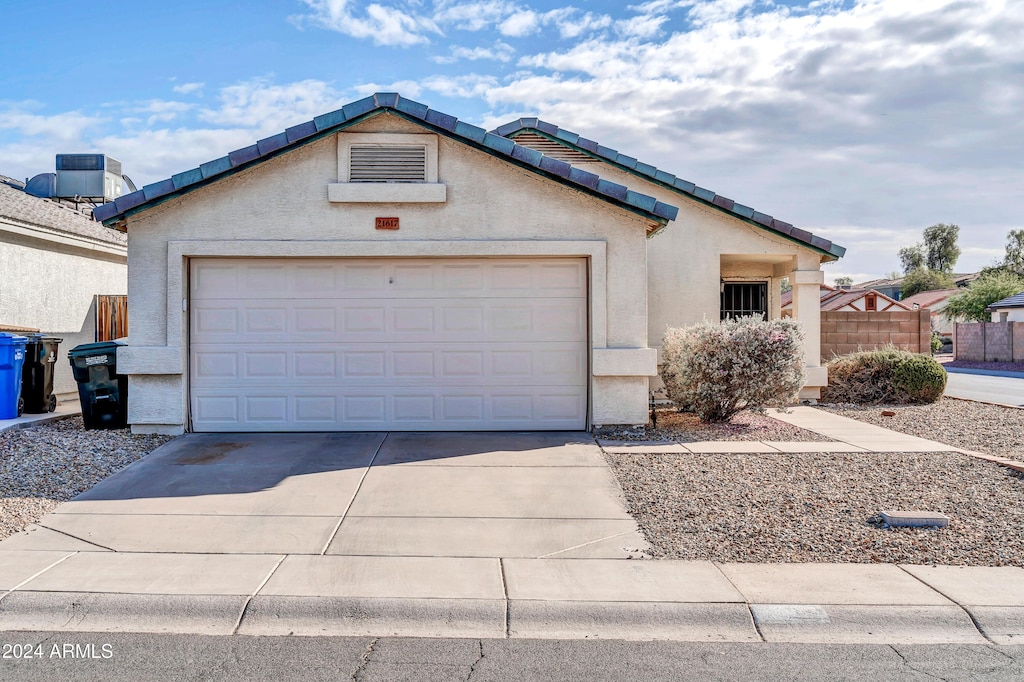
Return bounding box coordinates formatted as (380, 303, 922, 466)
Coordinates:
(192, 259, 587, 301)
(190, 258, 588, 431)
(192, 300, 585, 343)
(192, 344, 585, 386)
(189, 387, 587, 432)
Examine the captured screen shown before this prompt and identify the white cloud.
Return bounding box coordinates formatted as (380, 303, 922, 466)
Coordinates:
(172, 82, 205, 94)
(433, 1, 517, 30)
(198, 78, 345, 131)
(0, 106, 104, 141)
(292, 0, 436, 46)
(498, 9, 539, 36)
(482, 0, 1024, 278)
(432, 41, 515, 63)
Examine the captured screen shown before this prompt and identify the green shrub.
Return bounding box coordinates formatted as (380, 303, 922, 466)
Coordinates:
(660, 317, 805, 423)
(930, 331, 943, 354)
(822, 347, 946, 404)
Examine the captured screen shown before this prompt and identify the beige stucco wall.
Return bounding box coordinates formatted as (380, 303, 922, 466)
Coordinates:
(561, 159, 830, 396)
(122, 113, 657, 434)
(568, 161, 823, 346)
(0, 228, 126, 395)
(991, 308, 1024, 322)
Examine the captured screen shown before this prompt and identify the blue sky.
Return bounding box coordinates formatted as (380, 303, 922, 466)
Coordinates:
(2, 0, 1021, 283)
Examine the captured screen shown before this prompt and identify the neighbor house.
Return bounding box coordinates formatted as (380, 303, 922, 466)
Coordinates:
(899, 288, 960, 339)
(94, 93, 844, 435)
(986, 292, 1024, 322)
(0, 176, 127, 398)
(781, 286, 908, 314)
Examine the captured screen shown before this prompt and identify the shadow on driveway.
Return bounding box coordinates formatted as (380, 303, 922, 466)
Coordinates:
(73, 431, 597, 501)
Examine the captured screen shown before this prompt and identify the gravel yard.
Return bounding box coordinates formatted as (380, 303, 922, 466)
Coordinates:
(821, 398, 1024, 460)
(599, 407, 831, 442)
(607, 449, 1024, 565)
(0, 417, 172, 541)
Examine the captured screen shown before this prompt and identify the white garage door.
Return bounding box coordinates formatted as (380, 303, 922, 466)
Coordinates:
(189, 257, 588, 431)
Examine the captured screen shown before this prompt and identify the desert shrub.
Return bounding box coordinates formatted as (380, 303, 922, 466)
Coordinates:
(660, 317, 805, 423)
(822, 347, 946, 404)
(930, 331, 943, 354)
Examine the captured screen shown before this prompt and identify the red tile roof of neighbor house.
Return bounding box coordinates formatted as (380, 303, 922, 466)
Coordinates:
(782, 287, 907, 311)
(899, 288, 960, 310)
(780, 284, 834, 308)
(0, 175, 126, 247)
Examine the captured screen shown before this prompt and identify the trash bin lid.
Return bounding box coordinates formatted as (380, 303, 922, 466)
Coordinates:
(0, 333, 28, 345)
(24, 333, 63, 343)
(68, 340, 123, 358)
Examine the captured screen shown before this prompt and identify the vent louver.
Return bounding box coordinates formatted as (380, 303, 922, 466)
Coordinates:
(510, 132, 599, 164)
(350, 145, 426, 183)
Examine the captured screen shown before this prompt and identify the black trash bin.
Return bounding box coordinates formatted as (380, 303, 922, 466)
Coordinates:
(68, 341, 127, 430)
(21, 334, 63, 413)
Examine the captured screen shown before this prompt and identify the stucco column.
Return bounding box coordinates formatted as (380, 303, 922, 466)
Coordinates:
(790, 260, 827, 398)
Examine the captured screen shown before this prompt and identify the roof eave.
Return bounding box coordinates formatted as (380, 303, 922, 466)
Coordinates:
(502, 126, 845, 261)
(97, 96, 676, 230)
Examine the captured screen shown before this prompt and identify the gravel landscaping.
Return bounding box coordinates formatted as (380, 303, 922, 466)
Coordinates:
(598, 407, 831, 442)
(821, 398, 1024, 460)
(607, 449, 1024, 565)
(0, 417, 172, 541)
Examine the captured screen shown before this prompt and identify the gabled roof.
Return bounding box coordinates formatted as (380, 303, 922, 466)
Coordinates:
(986, 291, 1024, 311)
(0, 176, 126, 247)
(899, 288, 960, 309)
(94, 93, 679, 230)
(819, 288, 907, 311)
(492, 118, 845, 261)
(781, 283, 833, 308)
(782, 286, 907, 311)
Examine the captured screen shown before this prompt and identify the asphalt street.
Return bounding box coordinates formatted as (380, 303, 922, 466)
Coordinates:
(1, 633, 1023, 681)
(945, 371, 1024, 407)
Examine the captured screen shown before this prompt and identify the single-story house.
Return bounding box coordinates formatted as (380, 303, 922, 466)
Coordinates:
(781, 286, 907, 314)
(899, 288, 960, 338)
(986, 292, 1024, 322)
(94, 93, 844, 435)
(856, 273, 979, 301)
(0, 175, 127, 397)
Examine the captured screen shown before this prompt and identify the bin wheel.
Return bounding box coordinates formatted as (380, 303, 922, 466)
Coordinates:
(47, 395, 57, 413)
(17, 397, 24, 418)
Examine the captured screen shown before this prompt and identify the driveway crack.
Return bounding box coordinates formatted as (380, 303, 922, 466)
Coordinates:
(36, 523, 117, 552)
(321, 433, 386, 555)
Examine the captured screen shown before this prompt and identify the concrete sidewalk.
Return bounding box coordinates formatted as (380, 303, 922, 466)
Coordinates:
(1, 410, 1022, 644)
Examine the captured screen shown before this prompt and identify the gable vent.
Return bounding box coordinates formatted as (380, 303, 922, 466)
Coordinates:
(350, 145, 426, 183)
(511, 132, 599, 165)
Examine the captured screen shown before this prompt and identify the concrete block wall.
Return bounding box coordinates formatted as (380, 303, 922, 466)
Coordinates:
(821, 309, 930, 361)
(955, 322, 1024, 362)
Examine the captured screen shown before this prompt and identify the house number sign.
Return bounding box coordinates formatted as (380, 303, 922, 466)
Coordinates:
(375, 217, 399, 230)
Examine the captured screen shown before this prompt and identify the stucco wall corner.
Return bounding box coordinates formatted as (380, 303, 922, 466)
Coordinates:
(592, 348, 658, 376)
(592, 376, 649, 426)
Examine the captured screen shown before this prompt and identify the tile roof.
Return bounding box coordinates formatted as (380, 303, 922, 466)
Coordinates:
(492, 118, 845, 260)
(781, 286, 907, 311)
(986, 291, 1024, 311)
(820, 288, 907, 311)
(94, 93, 678, 228)
(0, 176, 126, 247)
(899, 288, 960, 309)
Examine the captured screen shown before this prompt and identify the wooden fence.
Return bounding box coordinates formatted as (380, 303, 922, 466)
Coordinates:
(96, 295, 128, 342)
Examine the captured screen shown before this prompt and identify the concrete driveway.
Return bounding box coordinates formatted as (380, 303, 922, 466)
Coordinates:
(12, 431, 647, 559)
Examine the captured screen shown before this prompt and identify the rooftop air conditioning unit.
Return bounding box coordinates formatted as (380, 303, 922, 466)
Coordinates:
(55, 154, 123, 202)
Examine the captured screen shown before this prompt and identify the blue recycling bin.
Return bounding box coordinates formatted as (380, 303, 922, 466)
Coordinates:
(0, 333, 28, 419)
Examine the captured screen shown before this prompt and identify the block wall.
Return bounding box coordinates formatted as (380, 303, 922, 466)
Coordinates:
(820, 309, 930, 361)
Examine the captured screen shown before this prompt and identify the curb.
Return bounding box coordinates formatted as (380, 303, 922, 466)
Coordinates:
(0, 591, 1012, 644)
(945, 367, 1024, 379)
